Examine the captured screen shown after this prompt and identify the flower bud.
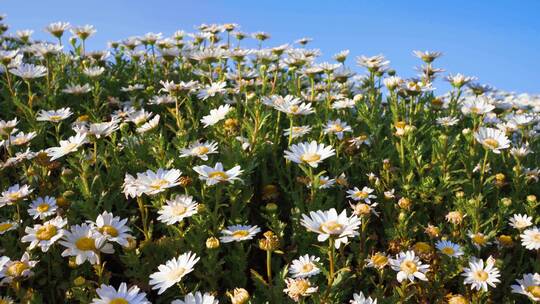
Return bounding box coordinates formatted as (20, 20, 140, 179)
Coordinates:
(206, 237, 220, 249)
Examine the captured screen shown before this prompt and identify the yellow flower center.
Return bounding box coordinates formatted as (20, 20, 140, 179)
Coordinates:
(232, 230, 250, 238)
(470, 106, 479, 114)
(99, 225, 119, 237)
(6, 261, 27, 277)
(192, 146, 209, 155)
(75, 237, 96, 251)
(301, 263, 314, 273)
(172, 205, 188, 216)
(371, 254, 388, 268)
(526, 286, 540, 298)
(36, 225, 57, 240)
(472, 234, 486, 246)
(289, 105, 299, 113)
(400, 260, 418, 274)
(109, 298, 129, 304)
(12, 137, 26, 145)
(354, 191, 368, 199)
(300, 153, 321, 163)
(37, 203, 50, 213)
(168, 267, 186, 280)
(473, 270, 489, 282)
(0, 223, 13, 232)
(65, 142, 79, 151)
(149, 179, 169, 190)
(319, 220, 343, 234)
(7, 192, 21, 201)
(355, 203, 371, 215)
(49, 115, 63, 121)
(441, 247, 455, 255)
(332, 124, 344, 132)
(208, 171, 228, 180)
(483, 138, 499, 149)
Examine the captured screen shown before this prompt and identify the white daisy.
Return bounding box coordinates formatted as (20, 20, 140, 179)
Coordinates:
(346, 186, 376, 203)
(136, 168, 182, 195)
(197, 81, 227, 100)
(62, 83, 91, 95)
(27, 196, 58, 219)
(201, 104, 232, 128)
(149, 251, 200, 295)
(59, 223, 114, 265)
(468, 231, 491, 249)
(509, 214, 533, 230)
(21, 216, 67, 252)
(308, 176, 335, 189)
(389, 250, 429, 283)
(91, 283, 150, 304)
(180, 140, 218, 161)
(193, 162, 243, 186)
(8, 131, 37, 146)
(323, 119, 352, 140)
(284, 141, 335, 168)
(474, 127, 510, 154)
(461, 96, 495, 116)
(9, 63, 47, 79)
(350, 292, 377, 304)
(171, 292, 219, 304)
(45, 132, 87, 161)
(511, 273, 540, 302)
(283, 125, 312, 140)
(521, 227, 540, 250)
(300, 208, 361, 249)
(435, 240, 464, 258)
(220, 224, 261, 243)
(93, 211, 132, 247)
(36, 108, 73, 123)
(283, 277, 318, 302)
(136, 114, 160, 134)
(273, 96, 314, 116)
(289, 255, 321, 278)
(0, 220, 19, 235)
(0, 252, 37, 284)
(462, 256, 500, 291)
(157, 195, 199, 225)
(0, 183, 33, 206)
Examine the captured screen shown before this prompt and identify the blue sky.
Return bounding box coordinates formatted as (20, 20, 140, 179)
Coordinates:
(3, 0, 539, 93)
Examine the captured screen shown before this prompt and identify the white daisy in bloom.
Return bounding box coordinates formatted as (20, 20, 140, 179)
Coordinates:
(9, 63, 47, 79)
(149, 251, 200, 295)
(284, 141, 335, 168)
(436, 116, 460, 127)
(91, 282, 150, 304)
(171, 292, 219, 304)
(511, 273, 540, 301)
(220, 224, 261, 243)
(86, 120, 120, 139)
(92, 211, 132, 247)
(468, 231, 491, 249)
(273, 96, 314, 116)
(36, 108, 73, 123)
(8, 131, 37, 146)
(289, 255, 321, 278)
(300, 208, 361, 249)
(365, 252, 389, 270)
(62, 83, 91, 95)
(283, 125, 312, 140)
(323, 119, 352, 140)
(0, 183, 33, 206)
(45, 132, 87, 161)
(0, 118, 18, 136)
(389, 251, 429, 283)
(461, 96, 495, 116)
(21, 216, 67, 252)
(201, 104, 232, 128)
(509, 214, 533, 230)
(283, 277, 318, 302)
(193, 162, 243, 186)
(347, 186, 376, 203)
(0, 220, 19, 235)
(349, 134, 371, 148)
(121, 84, 145, 92)
(27, 196, 58, 220)
(349, 201, 379, 217)
(148, 94, 175, 105)
(45, 21, 70, 38)
(136, 168, 183, 195)
(197, 81, 227, 100)
(332, 98, 356, 109)
(70, 24, 97, 40)
(308, 175, 335, 189)
(83, 66, 105, 78)
(0, 252, 38, 285)
(520, 227, 540, 250)
(59, 223, 114, 265)
(350, 292, 377, 304)
(474, 127, 510, 154)
(435, 240, 464, 258)
(126, 109, 153, 125)
(462, 256, 500, 291)
(180, 140, 218, 161)
(157, 195, 199, 225)
(136, 114, 160, 134)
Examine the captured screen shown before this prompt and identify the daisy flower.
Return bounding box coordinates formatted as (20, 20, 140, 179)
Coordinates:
(71, 25, 97, 40)
(435, 240, 464, 258)
(308, 176, 335, 189)
(21, 216, 67, 252)
(180, 140, 218, 161)
(28, 196, 58, 219)
(60, 223, 114, 265)
(0, 220, 19, 235)
(284, 141, 335, 168)
(349, 134, 371, 148)
(350, 292, 377, 304)
(8, 131, 37, 146)
(509, 214, 533, 230)
(171, 292, 219, 304)
(389, 250, 429, 283)
(300, 208, 361, 248)
(323, 119, 352, 140)
(62, 83, 91, 95)
(9, 63, 47, 79)
(289, 255, 321, 278)
(136, 114, 160, 133)
(201, 104, 232, 128)
(460, 96, 495, 115)
(347, 186, 376, 203)
(283, 125, 312, 140)
(511, 273, 540, 301)
(350, 201, 379, 217)
(91, 283, 150, 304)
(436, 116, 459, 127)
(462, 256, 500, 291)
(136, 168, 182, 195)
(157, 195, 199, 225)
(220, 224, 261, 243)
(0, 252, 38, 284)
(0, 183, 33, 206)
(365, 252, 389, 270)
(283, 277, 318, 302)
(45, 132, 87, 161)
(468, 231, 491, 249)
(520, 227, 540, 250)
(273, 96, 314, 116)
(197, 81, 227, 100)
(36, 108, 73, 123)
(93, 211, 132, 247)
(45, 21, 70, 38)
(149, 251, 200, 295)
(193, 162, 243, 186)
(474, 127, 510, 154)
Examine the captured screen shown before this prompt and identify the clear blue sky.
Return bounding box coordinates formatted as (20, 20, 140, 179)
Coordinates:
(3, 0, 539, 93)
